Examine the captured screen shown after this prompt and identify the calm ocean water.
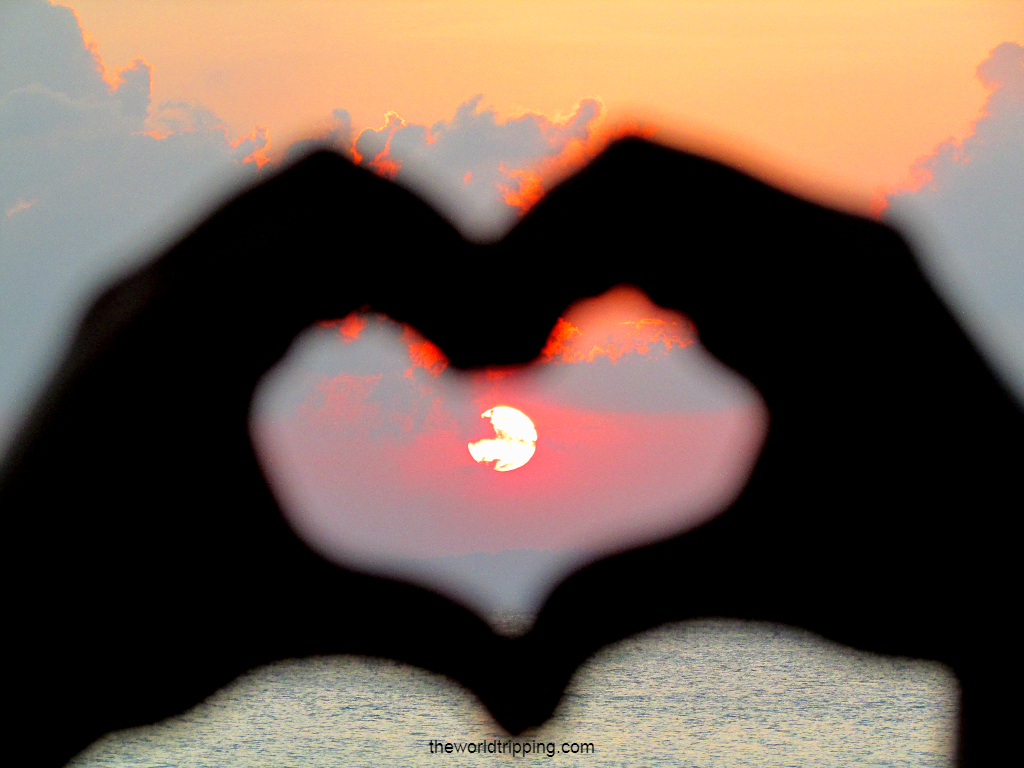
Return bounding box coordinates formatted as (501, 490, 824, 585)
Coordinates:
(70, 617, 958, 767)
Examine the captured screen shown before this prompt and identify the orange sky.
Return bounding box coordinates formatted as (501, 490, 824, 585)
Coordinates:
(66, 0, 1023, 212)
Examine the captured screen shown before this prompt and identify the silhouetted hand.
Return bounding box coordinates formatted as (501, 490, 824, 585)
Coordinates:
(0, 152, 515, 768)
(490, 140, 1021, 764)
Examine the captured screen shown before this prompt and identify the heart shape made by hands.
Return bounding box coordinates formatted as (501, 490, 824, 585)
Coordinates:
(2, 139, 1019, 768)
(250, 283, 769, 619)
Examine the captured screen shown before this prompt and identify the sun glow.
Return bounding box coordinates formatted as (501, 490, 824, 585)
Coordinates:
(468, 406, 537, 472)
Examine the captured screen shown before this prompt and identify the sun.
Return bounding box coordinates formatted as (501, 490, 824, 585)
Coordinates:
(468, 406, 537, 472)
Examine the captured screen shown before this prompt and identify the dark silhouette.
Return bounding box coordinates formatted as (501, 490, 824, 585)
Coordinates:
(2, 140, 1018, 767)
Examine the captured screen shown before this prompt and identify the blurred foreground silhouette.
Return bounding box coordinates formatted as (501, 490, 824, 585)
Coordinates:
(2, 139, 1019, 767)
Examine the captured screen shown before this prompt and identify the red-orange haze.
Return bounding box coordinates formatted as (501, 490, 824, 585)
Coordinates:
(542, 286, 696, 363)
(254, 287, 766, 572)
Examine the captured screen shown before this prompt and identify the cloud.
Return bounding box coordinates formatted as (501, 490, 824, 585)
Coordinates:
(265, 285, 754, 438)
(540, 286, 697, 364)
(285, 95, 612, 240)
(257, 316, 461, 443)
(111, 58, 151, 121)
(0, 1, 108, 103)
(885, 41, 1024, 399)
(0, 1, 270, 445)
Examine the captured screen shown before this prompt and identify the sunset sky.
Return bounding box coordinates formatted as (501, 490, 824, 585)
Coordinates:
(62, 0, 1021, 208)
(1, 0, 1021, 610)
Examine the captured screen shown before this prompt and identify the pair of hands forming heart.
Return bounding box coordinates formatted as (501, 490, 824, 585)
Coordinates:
(2, 139, 1019, 767)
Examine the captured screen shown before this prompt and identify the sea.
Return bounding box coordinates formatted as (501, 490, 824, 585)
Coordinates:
(69, 616, 958, 768)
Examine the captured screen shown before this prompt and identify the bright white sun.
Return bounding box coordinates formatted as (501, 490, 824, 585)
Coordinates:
(467, 406, 537, 472)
